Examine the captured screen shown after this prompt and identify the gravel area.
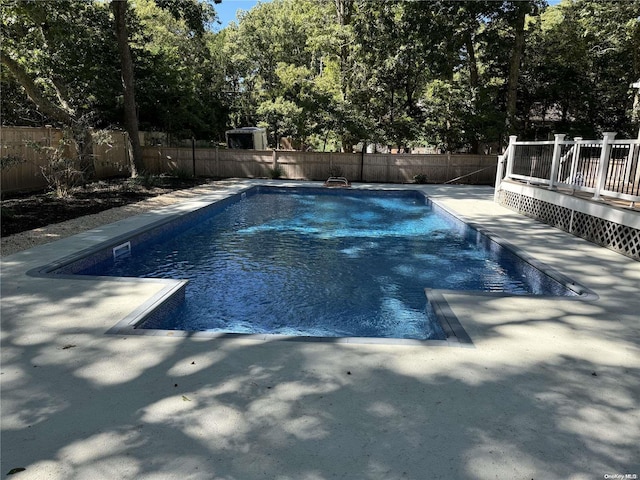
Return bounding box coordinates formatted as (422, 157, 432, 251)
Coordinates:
(1, 183, 222, 258)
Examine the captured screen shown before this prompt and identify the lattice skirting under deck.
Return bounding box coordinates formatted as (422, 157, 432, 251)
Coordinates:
(498, 190, 640, 261)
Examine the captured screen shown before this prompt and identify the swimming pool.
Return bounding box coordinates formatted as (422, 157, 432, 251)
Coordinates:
(42, 186, 589, 343)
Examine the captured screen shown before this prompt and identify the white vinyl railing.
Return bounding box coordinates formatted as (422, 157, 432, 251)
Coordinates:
(495, 132, 640, 206)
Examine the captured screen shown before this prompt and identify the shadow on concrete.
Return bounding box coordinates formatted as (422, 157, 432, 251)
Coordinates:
(1, 293, 639, 479)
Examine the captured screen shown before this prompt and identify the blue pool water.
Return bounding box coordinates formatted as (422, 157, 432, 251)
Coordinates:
(75, 188, 575, 340)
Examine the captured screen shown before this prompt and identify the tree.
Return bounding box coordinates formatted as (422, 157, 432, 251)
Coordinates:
(1, 0, 121, 177)
(225, 0, 345, 148)
(505, 1, 532, 136)
(519, 0, 640, 138)
(350, 0, 511, 152)
(351, 1, 433, 149)
(2, 0, 221, 176)
(110, 0, 215, 173)
(111, 0, 144, 176)
(114, 0, 224, 144)
(5, 0, 636, 164)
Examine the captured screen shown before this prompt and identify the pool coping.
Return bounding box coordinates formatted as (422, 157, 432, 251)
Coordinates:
(23, 181, 598, 348)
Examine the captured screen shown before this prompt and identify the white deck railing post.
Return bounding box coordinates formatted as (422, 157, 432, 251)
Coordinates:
(568, 137, 582, 191)
(495, 136, 517, 202)
(548, 133, 565, 190)
(505, 135, 517, 179)
(634, 141, 640, 195)
(494, 152, 506, 202)
(623, 141, 636, 186)
(593, 132, 617, 200)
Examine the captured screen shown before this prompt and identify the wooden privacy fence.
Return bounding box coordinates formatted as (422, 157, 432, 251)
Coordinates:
(1, 127, 63, 192)
(1, 127, 130, 193)
(142, 147, 498, 185)
(2, 127, 497, 193)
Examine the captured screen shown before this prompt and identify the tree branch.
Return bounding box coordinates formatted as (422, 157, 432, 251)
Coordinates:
(0, 50, 76, 126)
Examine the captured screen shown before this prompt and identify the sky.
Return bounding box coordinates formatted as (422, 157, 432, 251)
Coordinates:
(213, 0, 267, 30)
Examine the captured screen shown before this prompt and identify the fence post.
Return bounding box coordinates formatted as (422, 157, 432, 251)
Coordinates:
(548, 133, 566, 190)
(215, 147, 219, 178)
(192, 137, 196, 177)
(505, 135, 517, 179)
(272, 149, 278, 169)
(592, 132, 617, 200)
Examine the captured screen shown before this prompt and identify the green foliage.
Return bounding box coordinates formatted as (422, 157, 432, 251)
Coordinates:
(520, 0, 640, 138)
(152, 0, 216, 35)
(132, 0, 227, 139)
(130, 171, 161, 189)
(2, 0, 638, 156)
(422, 79, 473, 152)
(170, 167, 193, 180)
(0, 155, 25, 170)
(256, 97, 303, 144)
(28, 132, 85, 197)
(413, 174, 428, 184)
(222, 0, 343, 146)
(267, 165, 285, 179)
(1, 0, 122, 128)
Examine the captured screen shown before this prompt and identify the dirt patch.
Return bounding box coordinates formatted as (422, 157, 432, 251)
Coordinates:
(1, 177, 213, 237)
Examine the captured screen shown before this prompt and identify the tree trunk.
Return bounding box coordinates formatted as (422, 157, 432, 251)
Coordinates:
(73, 126, 96, 179)
(464, 29, 480, 154)
(465, 30, 479, 91)
(505, 3, 527, 136)
(111, 0, 144, 177)
(335, 0, 353, 150)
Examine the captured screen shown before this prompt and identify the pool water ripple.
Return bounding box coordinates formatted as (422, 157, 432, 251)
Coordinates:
(81, 190, 574, 340)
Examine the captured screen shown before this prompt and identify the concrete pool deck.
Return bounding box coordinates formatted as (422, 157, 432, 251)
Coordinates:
(1, 180, 639, 480)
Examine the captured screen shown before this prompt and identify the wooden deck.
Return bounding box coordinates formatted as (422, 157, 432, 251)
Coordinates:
(553, 185, 639, 212)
